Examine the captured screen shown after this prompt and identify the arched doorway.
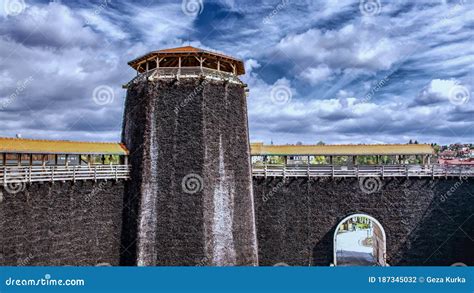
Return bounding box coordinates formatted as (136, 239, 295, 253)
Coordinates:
(333, 214, 387, 266)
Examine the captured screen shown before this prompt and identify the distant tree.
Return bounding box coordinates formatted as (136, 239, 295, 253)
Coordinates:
(312, 156, 326, 164)
(408, 139, 413, 144)
(296, 141, 303, 145)
(414, 140, 419, 144)
(316, 140, 325, 145)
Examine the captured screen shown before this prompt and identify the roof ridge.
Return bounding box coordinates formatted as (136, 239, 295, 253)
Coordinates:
(0, 136, 121, 145)
(255, 143, 432, 146)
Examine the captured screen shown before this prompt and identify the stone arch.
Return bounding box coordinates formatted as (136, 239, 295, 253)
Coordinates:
(333, 213, 387, 266)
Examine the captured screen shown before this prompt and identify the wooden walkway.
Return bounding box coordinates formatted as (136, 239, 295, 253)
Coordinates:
(252, 164, 474, 178)
(0, 165, 130, 184)
(1, 164, 472, 186)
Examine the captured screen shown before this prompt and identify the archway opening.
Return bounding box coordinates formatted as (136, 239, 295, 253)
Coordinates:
(333, 214, 386, 266)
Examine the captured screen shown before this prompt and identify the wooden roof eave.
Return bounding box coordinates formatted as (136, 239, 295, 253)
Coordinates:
(129, 51, 245, 75)
(0, 151, 127, 155)
(251, 153, 433, 156)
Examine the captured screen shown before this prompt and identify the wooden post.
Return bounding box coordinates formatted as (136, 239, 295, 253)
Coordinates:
(65, 154, 69, 167)
(54, 154, 58, 166)
(2, 153, 5, 166)
(146, 60, 149, 73)
(217, 60, 220, 72)
(178, 57, 181, 75)
(73, 165, 76, 182)
(17, 154, 21, 166)
(28, 163, 32, 183)
(329, 156, 333, 165)
(307, 155, 310, 178)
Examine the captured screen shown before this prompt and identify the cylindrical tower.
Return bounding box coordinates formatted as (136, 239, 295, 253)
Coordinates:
(121, 46, 258, 266)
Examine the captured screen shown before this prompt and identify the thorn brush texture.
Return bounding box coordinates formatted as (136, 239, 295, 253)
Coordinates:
(121, 78, 258, 266)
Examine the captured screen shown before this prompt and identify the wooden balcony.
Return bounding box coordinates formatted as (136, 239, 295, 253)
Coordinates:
(251, 164, 474, 179)
(127, 66, 243, 86)
(0, 165, 130, 185)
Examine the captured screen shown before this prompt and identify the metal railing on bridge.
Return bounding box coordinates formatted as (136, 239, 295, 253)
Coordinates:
(252, 164, 474, 179)
(0, 165, 130, 185)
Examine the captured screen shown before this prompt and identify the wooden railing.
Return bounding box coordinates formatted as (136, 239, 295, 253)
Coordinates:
(252, 164, 474, 178)
(133, 67, 242, 84)
(0, 165, 130, 184)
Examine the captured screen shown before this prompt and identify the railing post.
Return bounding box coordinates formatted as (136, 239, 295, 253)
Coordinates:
(431, 164, 434, 179)
(73, 165, 76, 182)
(406, 165, 409, 178)
(3, 167, 7, 186)
(381, 165, 384, 179)
(355, 165, 359, 178)
(331, 165, 334, 178)
(115, 165, 118, 181)
(264, 162, 267, 179)
(28, 166, 32, 183)
(94, 165, 97, 182)
(307, 162, 310, 178)
(51, 166, 54, 182)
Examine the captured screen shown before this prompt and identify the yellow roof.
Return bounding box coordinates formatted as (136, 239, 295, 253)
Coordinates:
(0, 137, 129, 155)
(250, 143, 434, 156)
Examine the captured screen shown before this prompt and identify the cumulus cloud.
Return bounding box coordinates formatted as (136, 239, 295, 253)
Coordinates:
(414, 79, 461, 106)
(0, 0, 472, 145)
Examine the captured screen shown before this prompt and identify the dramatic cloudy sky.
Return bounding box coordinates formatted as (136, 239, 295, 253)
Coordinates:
(0, 0, 472, 144)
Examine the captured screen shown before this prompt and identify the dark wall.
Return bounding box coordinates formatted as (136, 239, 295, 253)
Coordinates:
(253, 177, 474, 266)
(0, 181, 124, 266)
(122, 78, 258, 266)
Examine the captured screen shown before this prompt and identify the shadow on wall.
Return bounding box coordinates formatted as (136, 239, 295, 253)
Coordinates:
(390, 179, 474, 266)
